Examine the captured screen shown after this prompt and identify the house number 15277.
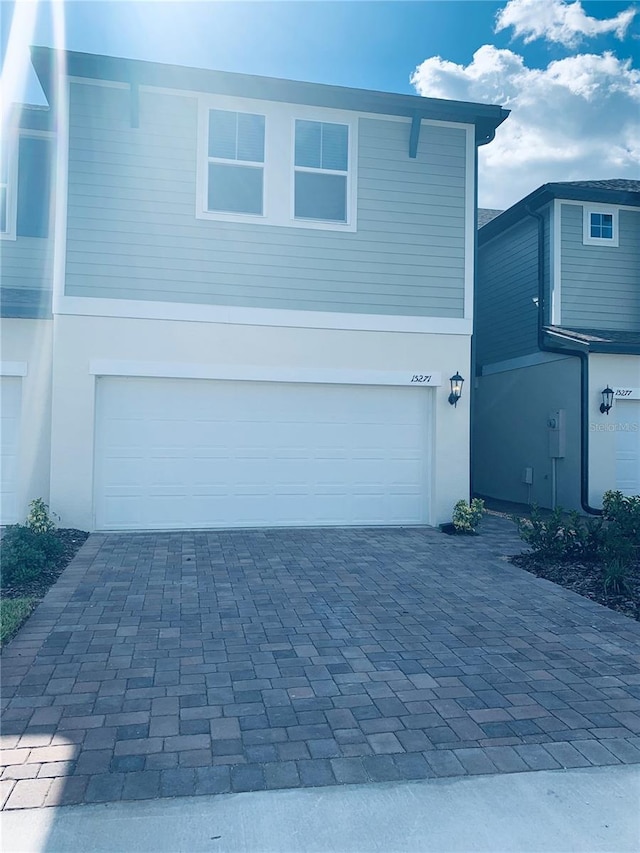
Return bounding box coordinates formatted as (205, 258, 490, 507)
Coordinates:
(411, 375, 432, 383)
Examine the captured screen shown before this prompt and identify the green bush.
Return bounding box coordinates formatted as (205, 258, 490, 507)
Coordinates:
(602, 557, 629, 596)
(513, 506, 587, 561)
(452, 498, 485, 533)
(0, 525, 62, 587)
(514, 491, 640, 569)
(601, 491, 640, 564)
(0, 597, 37, 646)
(25, 498, 57, 534)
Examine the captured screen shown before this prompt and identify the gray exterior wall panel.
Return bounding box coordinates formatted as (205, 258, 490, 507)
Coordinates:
(475, 213, 545, 367)
(560, 203, 640, 331)
(64, 83, 469, 317)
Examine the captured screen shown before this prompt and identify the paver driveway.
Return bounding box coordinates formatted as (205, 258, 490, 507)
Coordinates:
(2, 518, 640, 810)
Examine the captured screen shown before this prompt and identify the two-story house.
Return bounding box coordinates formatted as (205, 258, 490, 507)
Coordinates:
(474, 180, 640, 513)
(1, 47, 508, 531)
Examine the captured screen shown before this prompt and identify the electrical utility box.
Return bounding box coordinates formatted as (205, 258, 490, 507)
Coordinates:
(548, 409, 566, 458)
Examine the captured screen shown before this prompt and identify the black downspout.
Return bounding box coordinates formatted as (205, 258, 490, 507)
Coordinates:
(525, 206, 602, 515)
(470, 146, 479, 502)
(470, 128, 496, 501)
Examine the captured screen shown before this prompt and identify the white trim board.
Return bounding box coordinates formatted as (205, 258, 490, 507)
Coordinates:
(0, 361, 28, 377)
(551, 199, 562, 325)
(463, 126, 475, 322)
(481, 351, 571, 376)
(55, 295, 472, 335)
(559, 199, 639, 214)
(52, 76, 70, 313)
(89, 361, 443, 387)
(69, 75, 478, 130)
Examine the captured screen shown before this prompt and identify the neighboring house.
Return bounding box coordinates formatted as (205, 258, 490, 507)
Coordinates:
(474, 180, 640, 513)
(0, 46, 508, 531)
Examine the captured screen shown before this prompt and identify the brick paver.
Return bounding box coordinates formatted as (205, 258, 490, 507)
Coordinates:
(2, 517, 640, 809)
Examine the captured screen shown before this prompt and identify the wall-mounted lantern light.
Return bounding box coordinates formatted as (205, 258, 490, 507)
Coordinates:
(448, 372, 464, 407)
(600, 385, 614, 416)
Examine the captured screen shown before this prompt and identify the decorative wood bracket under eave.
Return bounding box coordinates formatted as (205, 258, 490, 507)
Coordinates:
(409, 113, 422, 159)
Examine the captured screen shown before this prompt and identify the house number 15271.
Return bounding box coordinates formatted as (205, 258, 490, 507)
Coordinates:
(411, 375, 432, 383)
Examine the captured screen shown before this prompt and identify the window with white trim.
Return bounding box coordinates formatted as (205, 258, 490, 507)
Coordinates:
(294, 120, 349, 223)
(207, 109, 265, 216)
(0, 139, 10, 234)
(583, 206, 619, 247)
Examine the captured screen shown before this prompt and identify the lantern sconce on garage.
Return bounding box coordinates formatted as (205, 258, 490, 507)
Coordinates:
(448, 372, 464, 407)
(600, 385, 614, 416)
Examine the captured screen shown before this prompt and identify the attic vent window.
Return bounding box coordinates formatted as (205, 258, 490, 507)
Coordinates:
(207, 109, 265, 216)
(583, 206, 618, 247)
(590, 212, 613, 239)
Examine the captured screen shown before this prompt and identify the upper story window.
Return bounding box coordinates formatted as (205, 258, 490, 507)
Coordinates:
(207, 109, 265, 216)
(294, 120, 349, 223)
(0, 133, 21, 241)
(197, 98, 357, 232)
(583, 206, 619, 247)
(0, 138, 14, 238)
(589, 212, 613, 239)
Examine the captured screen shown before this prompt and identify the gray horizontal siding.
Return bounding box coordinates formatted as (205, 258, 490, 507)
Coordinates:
(560, 204, 640, 331)
(476, 215, 542, 367)
(1, 236, 53, 316)
(64, 83, 468, 318)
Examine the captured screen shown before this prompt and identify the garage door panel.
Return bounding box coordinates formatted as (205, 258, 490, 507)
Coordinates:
(615, 402, 640, 496)
(94, 377, 431, 530)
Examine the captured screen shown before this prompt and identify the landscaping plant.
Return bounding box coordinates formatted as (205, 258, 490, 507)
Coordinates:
(25, 497, 57, 534)
(452, 498, 485, 533)
(0, 498, 88, 647)
(513, 506, 587, 561)
(512, 490, 639, 619)
(0, 524, 62, 586)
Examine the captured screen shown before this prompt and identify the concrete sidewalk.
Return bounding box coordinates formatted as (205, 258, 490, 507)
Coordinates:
(3, 765, 639, 853)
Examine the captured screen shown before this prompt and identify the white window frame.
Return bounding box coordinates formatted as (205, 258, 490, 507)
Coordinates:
(204, 108, 266, 219)
(291, 119, 351, 226)
(196, 94, 357, 232)
(583, 205, 619, 247)
(0, 133, 18, 241)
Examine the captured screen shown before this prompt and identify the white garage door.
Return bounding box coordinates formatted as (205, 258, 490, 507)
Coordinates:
(615, 401, 640, 496)
(94, 377, 432, 530)
(1, 376, 21, 524)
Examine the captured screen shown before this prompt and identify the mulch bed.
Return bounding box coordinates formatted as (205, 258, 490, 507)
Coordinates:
(1, 528, 89, 600)
(512, 553, 640, 621)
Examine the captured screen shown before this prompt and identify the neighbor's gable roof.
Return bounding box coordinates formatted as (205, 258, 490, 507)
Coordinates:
(30, 46, 509, 142)
(479, 179, 640, 244)
(477, 208, 503, 228)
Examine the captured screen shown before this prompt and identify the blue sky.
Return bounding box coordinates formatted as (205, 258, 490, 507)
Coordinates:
(1, 1, 638, 206)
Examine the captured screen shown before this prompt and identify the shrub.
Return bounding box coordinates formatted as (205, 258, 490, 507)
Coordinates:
(601, 491, 640, 564)
(0, 597, 37, 646)
(602, 558, 629, 596)
(513, 506, 587, 561)
(514, 492, 640, 566)
(25, 498, 57, 534)
(0, 525, 62, 587)
(452, 498, 485, 533)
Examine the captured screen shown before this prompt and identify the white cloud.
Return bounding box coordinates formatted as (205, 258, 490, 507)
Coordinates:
(495, 0, 637, 48)
(410, 46, 640, 208)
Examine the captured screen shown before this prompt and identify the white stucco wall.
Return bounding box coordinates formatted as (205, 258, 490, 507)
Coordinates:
(49, 314, 471, 531)
(588, 352, 640, 504)
(473, 356, 582, 510)
(0, 318, 53, 521)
